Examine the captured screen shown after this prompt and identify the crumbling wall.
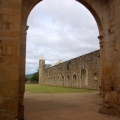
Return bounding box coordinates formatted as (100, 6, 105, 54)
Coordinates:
(42, 50, 100, 89)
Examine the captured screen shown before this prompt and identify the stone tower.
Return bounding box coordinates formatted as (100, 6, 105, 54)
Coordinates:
(39, 55, 45, 85)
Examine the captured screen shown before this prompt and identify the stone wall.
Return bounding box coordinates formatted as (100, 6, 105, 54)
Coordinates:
(39, 50, 100, 90)
(0, 0, 120, 119)
(0, 0, 22, 119)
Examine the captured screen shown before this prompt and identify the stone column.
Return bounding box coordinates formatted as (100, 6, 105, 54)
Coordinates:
(18, 25, 29, 119)
(0, 0, 22, 119)
(39, 55, 45, 85)
(98, 35, 104, 95)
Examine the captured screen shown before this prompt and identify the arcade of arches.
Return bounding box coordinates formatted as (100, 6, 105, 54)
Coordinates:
(39, 50, 99, 89)
(0, 0, 120, 119)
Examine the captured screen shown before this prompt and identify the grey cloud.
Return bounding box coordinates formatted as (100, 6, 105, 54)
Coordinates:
(26, 0, 99, 74)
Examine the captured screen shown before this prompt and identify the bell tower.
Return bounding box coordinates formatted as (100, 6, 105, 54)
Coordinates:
(39, 55, 45, 85)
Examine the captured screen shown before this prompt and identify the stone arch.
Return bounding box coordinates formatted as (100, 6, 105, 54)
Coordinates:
(67, 61, 71, 70)
(53, 75, 56, 86)
(48, 76, 50, 85)
(57, 75, 60, 86)
(61, 75, 65, 87)
(45, 77, 47, 85)
(80, 68, 88, 88)
(91, 72, 99, 89)
(93, 73, 98, 81)
(24, 0, 103, 33)
(67, 75, 70, 79)
(20, 1, 104, 118)
(21, 0, 104, 87)
(1, 0, 120, 119)
(50, 77, 52, 85)
(72, 73, 77, 88)
(66, 74, 70, 87)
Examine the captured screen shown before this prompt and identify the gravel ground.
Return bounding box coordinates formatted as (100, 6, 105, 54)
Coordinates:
(24, 91, 119, 120)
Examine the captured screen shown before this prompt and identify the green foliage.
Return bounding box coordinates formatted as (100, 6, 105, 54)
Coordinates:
(25, 77, 31, 83)
(31, 72, 39, 82)
(25, 84, 96, 93)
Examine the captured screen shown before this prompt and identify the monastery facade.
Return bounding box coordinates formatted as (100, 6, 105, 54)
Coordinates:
(39, 50, 100, 89)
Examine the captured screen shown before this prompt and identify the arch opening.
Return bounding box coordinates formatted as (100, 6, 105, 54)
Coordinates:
(81, 69, 88, 88)
(73, 74, 77, 88)
(66, 75, 70, 87)
(93, 73, 98, 81)
(62, 75, 65, 86)
(24, 0, 102, 119)
(26, 0, 101, 77)
(67, 62, 71, 70)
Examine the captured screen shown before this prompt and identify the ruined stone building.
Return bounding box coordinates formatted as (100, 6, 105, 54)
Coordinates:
(39, 50, 100, 90)
(0, 0, 120, 119)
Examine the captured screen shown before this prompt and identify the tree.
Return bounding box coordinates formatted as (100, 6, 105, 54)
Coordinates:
(31, 71, 39, 82)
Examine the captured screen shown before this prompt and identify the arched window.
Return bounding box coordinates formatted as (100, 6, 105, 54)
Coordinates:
(93, 73, 98, 81)
(61, 75, 65, 86)
(67, 75, 70, 79)
(72, 74, 77, 88)
(73, 74, 77, 80)
(67, 62, 71, 70)
(81, 69, 88, 86)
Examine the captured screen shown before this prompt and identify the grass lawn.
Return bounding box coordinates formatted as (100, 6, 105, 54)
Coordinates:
(25, 84, 97, 93)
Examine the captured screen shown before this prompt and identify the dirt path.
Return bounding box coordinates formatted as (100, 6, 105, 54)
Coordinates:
(24, 92, 119, 120)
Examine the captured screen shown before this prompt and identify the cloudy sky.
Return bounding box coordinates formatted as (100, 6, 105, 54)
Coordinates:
(26, 0, 99, 74)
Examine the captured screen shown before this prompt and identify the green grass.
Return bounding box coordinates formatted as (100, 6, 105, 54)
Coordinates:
(25, 84, 97, 93)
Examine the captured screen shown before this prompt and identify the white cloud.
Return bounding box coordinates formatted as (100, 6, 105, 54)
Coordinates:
(26, 0, 99, 74)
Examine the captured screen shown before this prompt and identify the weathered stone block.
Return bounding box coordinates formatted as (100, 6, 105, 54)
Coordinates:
(103, 79, 111, 85)
(103, 85, 111, 91)
(115, 109, 120, 117)
(1, 77, 19, 98)
(99, 106, 115, 115)
(1, 98, 18, 119)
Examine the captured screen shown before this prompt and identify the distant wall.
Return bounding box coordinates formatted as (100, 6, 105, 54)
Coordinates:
(41, 50, 100, 89)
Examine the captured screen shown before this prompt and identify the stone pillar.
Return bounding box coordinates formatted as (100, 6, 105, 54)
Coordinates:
(39, 55, 45, 85)
(98, 35, 104, 95)
(0, 0, 22, 119)
(99, 1, 120, 116)
(18, 25, 29, 120)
